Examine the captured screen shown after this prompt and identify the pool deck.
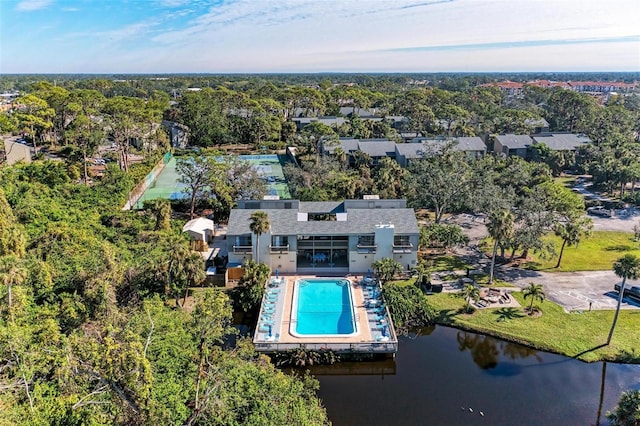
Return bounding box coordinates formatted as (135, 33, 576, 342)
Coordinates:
(253, 275, 398, 354)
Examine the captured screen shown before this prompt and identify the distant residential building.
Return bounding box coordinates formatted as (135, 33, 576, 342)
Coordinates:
(480, 79, 636, 99)
(291, 116, 346, 131)
(396, 137, 486, 166)
(530, 133, 591, 152)
(321, 138, 396, 166)
(524, 118, 550, 133)
(491, 134, 533, 158)
(162, 120, 189, 148)
(479, 81, 524, 98)
(567, 81, 636, 94)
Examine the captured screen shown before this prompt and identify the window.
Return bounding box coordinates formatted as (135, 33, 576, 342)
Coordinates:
(271, 236, 289, 247)
(235, 236, 252, 246)
(394, 235, 411, 247)
(358, 235, 375, 247)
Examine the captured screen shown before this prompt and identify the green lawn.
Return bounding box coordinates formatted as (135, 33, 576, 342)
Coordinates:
(425, 291, 640, 363)
(525, 231, 640, 272)
(554, 176, 577, 188)
(429, 255, 472, 272)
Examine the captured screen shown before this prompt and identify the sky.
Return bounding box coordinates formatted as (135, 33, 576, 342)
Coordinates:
(1, 0, 639, 74)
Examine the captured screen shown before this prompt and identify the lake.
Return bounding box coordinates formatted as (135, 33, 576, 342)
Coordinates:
(312, 326, 640, 426)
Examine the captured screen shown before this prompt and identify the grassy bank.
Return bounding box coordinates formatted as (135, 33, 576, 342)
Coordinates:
(480, 231, 639, 272)
(524, 231, 640, 272)
(426, 290, 640, 363)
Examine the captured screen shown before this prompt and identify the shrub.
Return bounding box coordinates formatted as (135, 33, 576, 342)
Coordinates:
(383, 282, 434, 331)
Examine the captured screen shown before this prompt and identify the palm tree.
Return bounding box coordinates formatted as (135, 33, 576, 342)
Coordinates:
(249, 211, 270, 264)
(146, 198, 172, 231)
(181, 252, 206, 307)
(0, 255, 28, 322)
(461, 283, 480, 313)
(237, 259, 271, 312)
(523, 282, 546, 313)
(554, 216, 593, 268)
(607, 254, 640, 345)
(487, 209, 514, 284)
(371, 258, 402, 285)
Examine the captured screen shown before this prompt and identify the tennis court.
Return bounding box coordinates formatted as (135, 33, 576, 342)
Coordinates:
(134, 154, 291, 209)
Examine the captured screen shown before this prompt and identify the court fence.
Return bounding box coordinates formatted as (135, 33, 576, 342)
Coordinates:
(122, 152, 172, 210)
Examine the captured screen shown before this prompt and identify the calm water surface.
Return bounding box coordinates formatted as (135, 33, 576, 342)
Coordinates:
(312, 326, 640, 426)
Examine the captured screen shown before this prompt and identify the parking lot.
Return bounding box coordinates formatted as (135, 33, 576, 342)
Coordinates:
(448, 213, 640, 312)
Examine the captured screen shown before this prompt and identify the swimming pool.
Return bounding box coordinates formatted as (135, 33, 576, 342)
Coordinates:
(290, 278, 359, 337)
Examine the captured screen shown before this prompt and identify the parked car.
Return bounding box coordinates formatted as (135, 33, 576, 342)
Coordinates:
(587, 206, 613, 217)
(614, 283, 640, 301)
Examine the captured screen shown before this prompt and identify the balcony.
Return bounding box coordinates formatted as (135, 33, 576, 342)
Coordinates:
(233, 245, 253, 254)
(357, 243, 377, 253)
(392, 242, 413, 253)
(269, 244, 290, 254)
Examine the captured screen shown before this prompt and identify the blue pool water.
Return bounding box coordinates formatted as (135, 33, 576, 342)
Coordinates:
(295, 279, 355, 335)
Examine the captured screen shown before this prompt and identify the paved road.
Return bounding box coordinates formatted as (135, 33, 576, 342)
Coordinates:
(495, 267, 640, 312)
(446, 213, 640, 312)
(2, 135, 32, 165)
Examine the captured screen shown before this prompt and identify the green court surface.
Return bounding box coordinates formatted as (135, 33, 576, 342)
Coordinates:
(135, 154, 291, 209)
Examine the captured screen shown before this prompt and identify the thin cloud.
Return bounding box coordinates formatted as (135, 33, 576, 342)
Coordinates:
(101, 21, 160, 41)
(152, 0, 450, 44)
(15, 0, 54, 11)
(157, 0, 189, 6)
(383, 35, 640, 53)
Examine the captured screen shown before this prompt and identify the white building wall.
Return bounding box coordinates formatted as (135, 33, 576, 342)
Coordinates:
(349, 251, 375, 273)
(228, 252, 252, 265)
(393, 252, 418, 271)
(267, 252, 297, 273)
(374, 224, 395, 261)
(254, 228, 272, 264)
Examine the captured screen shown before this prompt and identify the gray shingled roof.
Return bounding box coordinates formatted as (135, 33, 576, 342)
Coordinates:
(454, 137, 487, 151)
(410, 137, 486, 152)
(293, 116, 346, 127)
(357, 140, 397, 157)
(524, 117, 550, 128)
(495, 134, 533, 149)
(396, 143, 427, 159)
(321, 138, 357, 155)
(531, 133, 591, 151)
(298, 201, 344, 213)
(227, 207, 419, 236)
(401, 137, 486, 158)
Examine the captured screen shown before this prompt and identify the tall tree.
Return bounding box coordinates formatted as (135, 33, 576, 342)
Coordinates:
(13, 94, 54, 154)
(66, 89, 105, 184)
(553, 216, 593, 268)
(406, 147, 474, 223)
(487, 209, 515, 284)
(607, 254, 640, 345)
(249, 211, 270, 264)
(0, 255, 27, 322)
(177, 156, 227, 218)
(145, 198, 172, 231)
(103, 96, 152, 171)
